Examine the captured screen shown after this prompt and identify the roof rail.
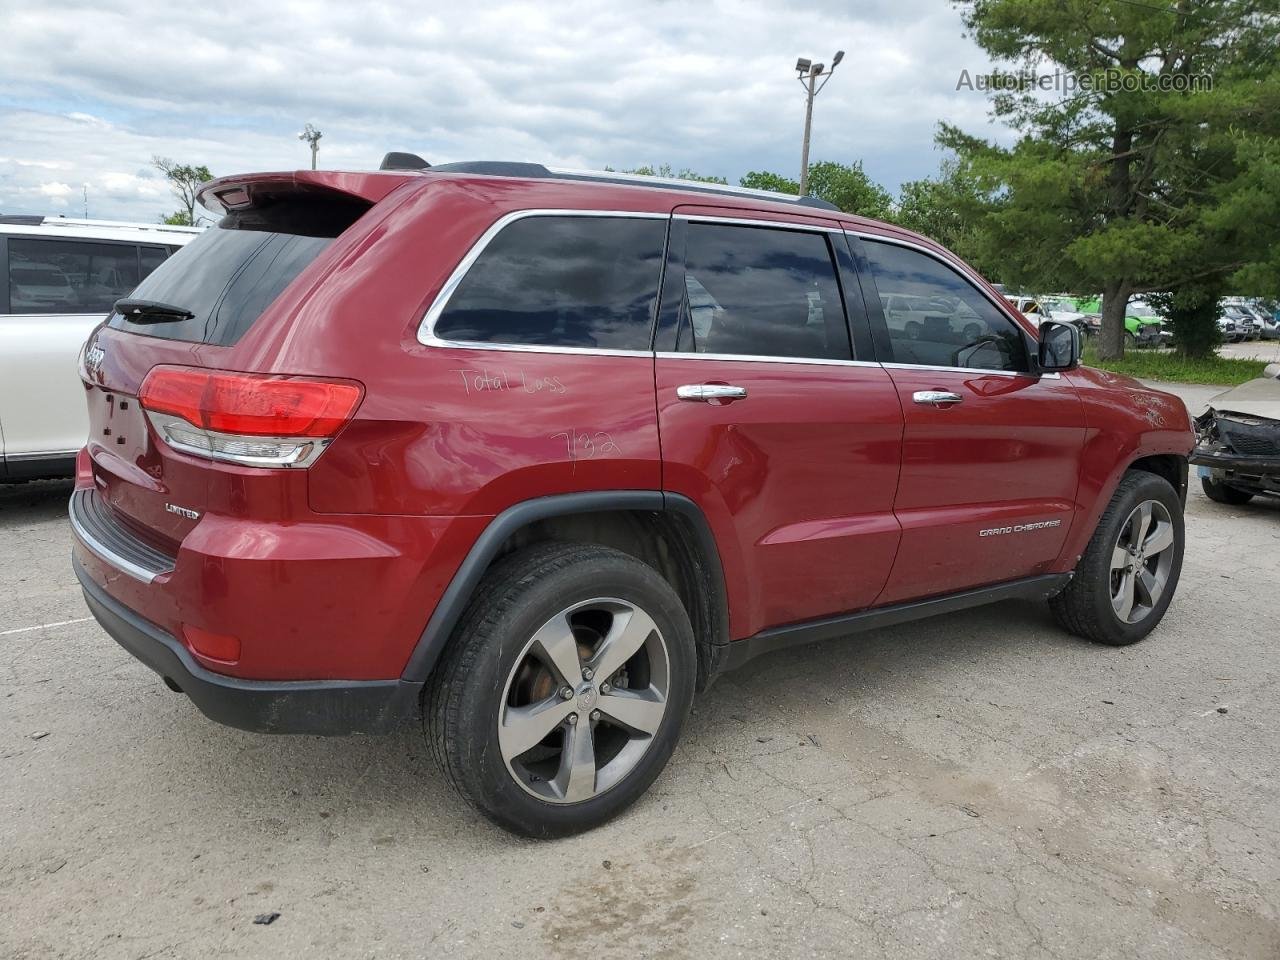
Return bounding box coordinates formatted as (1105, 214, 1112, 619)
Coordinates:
(0, 214, 45, 225)
(423, 161, 841, 212)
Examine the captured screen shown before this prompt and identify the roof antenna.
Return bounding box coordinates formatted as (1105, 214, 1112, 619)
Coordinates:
(380, 152, 431, 171)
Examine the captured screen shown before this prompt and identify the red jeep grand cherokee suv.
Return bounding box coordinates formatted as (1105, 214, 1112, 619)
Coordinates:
(71, 159, 1194, 836)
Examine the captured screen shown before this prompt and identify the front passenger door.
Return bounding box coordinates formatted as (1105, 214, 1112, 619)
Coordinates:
(853, 234, 1087, 605)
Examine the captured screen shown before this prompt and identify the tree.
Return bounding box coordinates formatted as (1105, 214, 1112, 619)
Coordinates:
(611, 164, 728, 184)
(1146, 283, 1223, 358)
(944, 0, 1280, 359)
(739, 170, 801, 194)
(152, 156, 214, 226)
(740, 161, 894, 219)
(895, 158, 997, 275)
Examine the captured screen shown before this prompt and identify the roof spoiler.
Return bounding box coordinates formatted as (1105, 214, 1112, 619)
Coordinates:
(197, 170, 419, 214)
(379, 151, 430, 171)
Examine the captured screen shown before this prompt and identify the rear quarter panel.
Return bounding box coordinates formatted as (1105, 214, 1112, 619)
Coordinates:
(1051, 366, 1194, 572)
(259, 178, 667, 517)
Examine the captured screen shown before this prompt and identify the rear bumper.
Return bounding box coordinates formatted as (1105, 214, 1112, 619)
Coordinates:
(74, 557, 423, 734)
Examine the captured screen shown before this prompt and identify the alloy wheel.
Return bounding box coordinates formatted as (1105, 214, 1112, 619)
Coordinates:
(497, 598, 670, 804)
(1109, 499, 1176, 624)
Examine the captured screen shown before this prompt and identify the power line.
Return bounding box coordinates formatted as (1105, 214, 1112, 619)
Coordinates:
(1108, 0, 1277, 28)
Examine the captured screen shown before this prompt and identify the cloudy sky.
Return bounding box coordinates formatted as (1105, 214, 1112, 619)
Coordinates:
(0, 0, 1009, 223)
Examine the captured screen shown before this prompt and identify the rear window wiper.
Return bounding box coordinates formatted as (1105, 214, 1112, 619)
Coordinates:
(114, 298, 195, 322)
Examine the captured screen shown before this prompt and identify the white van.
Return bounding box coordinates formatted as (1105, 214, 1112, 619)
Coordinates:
(0, 216, 198, 481)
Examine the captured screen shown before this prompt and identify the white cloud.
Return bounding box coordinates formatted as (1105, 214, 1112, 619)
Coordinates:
(0, 0, 1006, 223)
(36, 182, 74, 199)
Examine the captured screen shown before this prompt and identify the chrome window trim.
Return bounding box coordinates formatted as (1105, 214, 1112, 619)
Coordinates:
(415, 209, 1059, 376)
(417, 209, 668, 353)
(848, 229, 1052, 379)
(880, 361, 1059, 380)
(674, 213, 842, 234)
(656, 351, 878, 368)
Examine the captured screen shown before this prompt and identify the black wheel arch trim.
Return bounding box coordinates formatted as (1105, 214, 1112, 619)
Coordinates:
(401, 490, 730, 683)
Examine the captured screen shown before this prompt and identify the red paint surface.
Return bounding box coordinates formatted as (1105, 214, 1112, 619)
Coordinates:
(72, 170, 1194, 682)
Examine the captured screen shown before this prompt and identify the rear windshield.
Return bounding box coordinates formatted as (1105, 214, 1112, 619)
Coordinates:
(106, 194, 367, 345)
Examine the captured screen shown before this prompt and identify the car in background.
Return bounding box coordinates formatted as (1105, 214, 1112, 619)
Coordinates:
(1261, 312, 1280, 341)
(882, 293, 988, 343)
(0, 215, 198, 481)
(1218, 316, 1245, 343)
(1236, 302, 1278, 341)
(1221, 304, 1259, 341)
(1124, 301, 1170, 347)
(1003, 294, 1046, 325)
(1193, 367, 1280, 505)
(1074, 312, 1102, 338)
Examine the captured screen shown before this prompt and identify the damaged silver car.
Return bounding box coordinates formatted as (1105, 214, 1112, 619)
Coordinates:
(1192, 364, 1280, 504)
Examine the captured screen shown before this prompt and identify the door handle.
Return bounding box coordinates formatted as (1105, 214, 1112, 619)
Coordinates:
(913, 390, 963, 407)
(676, 384, 748, 402)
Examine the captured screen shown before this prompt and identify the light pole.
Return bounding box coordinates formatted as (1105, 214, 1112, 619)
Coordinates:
(298, 123, 322, 170)
(795, 50, 843, 196)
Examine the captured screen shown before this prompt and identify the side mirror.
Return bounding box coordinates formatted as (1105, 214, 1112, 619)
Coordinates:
(1038, 320, 1080, 372)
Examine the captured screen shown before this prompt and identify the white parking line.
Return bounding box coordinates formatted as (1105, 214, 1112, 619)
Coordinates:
(0, 617, 92, 637)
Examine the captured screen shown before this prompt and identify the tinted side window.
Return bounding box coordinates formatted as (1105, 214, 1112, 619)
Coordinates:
(434, 216, 666, 350)
(677, 223, 850, 361)
(139, 245, 169, 279)
(7, 238, 140, 314)
(863, 240, 1028, 372)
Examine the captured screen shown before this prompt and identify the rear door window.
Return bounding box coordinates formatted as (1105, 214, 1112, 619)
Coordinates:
(106, 196, 366, 345)
(7, 239, 140, 314)
(674, 222, 851, 361)
(432, 215, 667, 351)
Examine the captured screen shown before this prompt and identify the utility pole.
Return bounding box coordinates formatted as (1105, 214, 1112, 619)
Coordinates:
(795, 50, 844, 196)
(82, 183, 89, 219)
(298, 123, 322, 170)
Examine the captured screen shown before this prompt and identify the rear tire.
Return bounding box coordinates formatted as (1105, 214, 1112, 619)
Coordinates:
(1050, 471, 1184, 646)
(425, 542, 696, 838)
(1201, 477, 1254, 505)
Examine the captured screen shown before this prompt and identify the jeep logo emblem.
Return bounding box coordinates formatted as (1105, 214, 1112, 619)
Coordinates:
(84, 339, 105, 379)
(576, 687, 597, 712)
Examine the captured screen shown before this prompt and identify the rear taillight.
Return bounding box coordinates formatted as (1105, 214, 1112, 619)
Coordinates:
(139, 365, 362, 468)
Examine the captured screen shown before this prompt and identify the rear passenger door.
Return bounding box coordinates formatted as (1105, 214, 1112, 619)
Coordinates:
(654, 208, 904, 640)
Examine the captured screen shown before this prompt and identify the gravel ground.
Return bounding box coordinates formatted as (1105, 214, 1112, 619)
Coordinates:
(2, 382, 1278, 960)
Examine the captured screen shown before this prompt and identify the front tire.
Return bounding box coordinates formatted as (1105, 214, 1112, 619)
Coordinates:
(1050, 471, 1184, 646)
(425, 542, 696, 837)
(1201, 476, 1254, 505)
